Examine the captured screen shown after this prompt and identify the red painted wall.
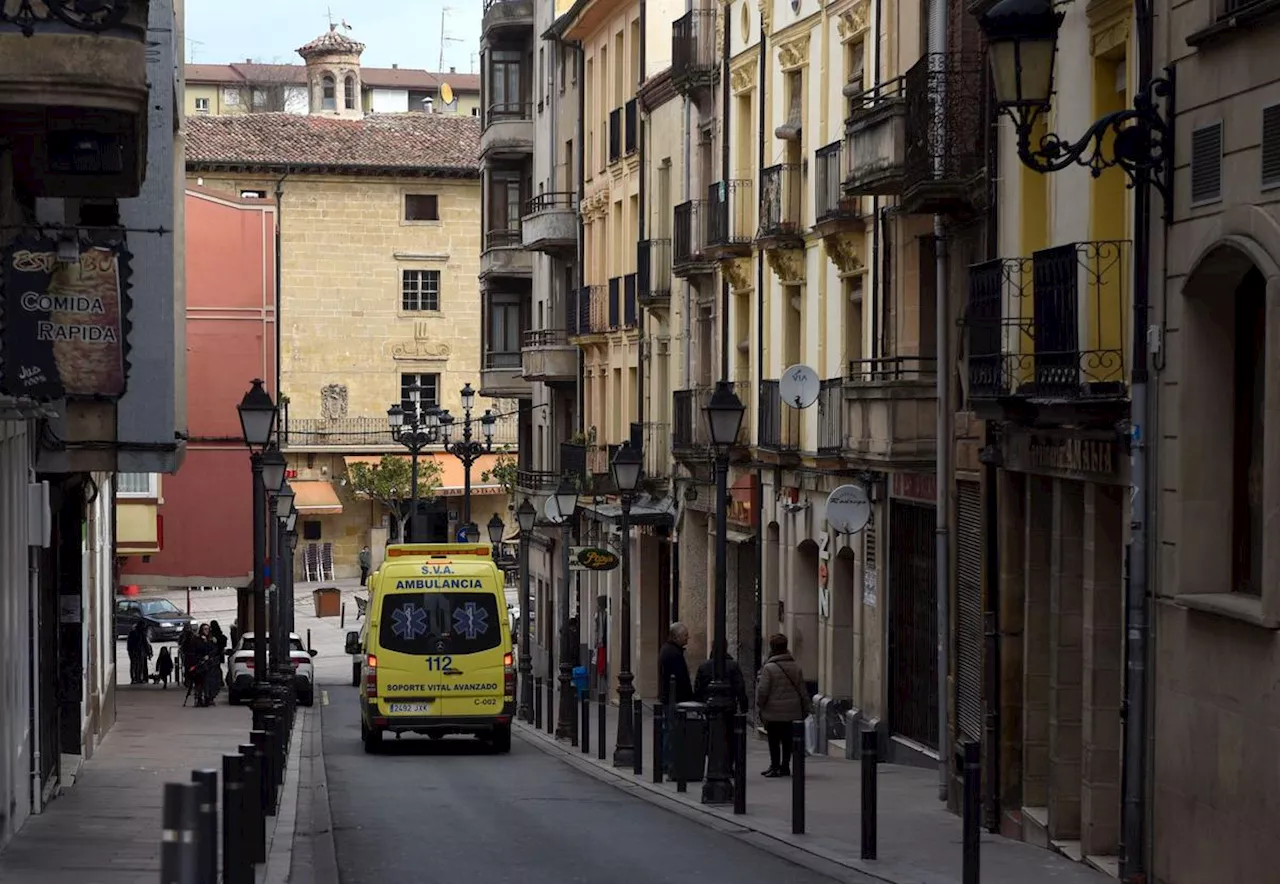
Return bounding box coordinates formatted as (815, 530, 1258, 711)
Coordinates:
(123, 188, 276, 585)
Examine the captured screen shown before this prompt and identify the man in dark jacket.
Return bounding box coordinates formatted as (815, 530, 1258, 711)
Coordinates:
(658, 623, 692, 775)
(693, 654, 750, 713)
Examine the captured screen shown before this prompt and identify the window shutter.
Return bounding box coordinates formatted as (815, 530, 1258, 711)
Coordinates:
(1190, 122, 1223, 205)
(1262, 104, 1280, 188)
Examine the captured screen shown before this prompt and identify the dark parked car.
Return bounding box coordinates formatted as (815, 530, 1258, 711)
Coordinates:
(114, 597, 192, 641)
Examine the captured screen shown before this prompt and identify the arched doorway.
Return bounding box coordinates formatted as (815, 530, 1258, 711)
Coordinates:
(789, 539, 820, 681)
(826, 546, 856, 702)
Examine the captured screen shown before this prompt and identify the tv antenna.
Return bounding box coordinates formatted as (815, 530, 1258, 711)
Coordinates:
(185, 37, 204, 63)
(438, 6, 463, 71)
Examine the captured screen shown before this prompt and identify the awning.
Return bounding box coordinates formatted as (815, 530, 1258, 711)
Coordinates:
(343, 453, 505, 497)
(293, 480, 344, 515)
(580, 494, 676, 527)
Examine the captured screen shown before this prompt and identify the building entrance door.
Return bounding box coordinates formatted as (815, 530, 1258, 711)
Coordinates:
(887, 500, 938, 750)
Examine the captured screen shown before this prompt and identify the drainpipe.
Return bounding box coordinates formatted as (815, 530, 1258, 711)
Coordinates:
(754, 14, 768, 682)
(274, 174, 287, 401)
(574, 41, 586, 437)
(927, 0, 952, 803)
(719, 0, 731, 379)
(637, 1, 646, 430)
(870, 0, 883, 363)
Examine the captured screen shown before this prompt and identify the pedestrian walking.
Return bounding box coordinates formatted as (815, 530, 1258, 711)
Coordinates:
(155, 646, 174, 688)
(126, 619, 151, 685)
(358, 545, 371, 586)
(658, 622, 693, 774)
(755, 633, 811, 778)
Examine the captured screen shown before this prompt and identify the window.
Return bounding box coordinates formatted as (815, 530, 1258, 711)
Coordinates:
(240, 189, 267, 199)
(404, 194, 440, 221)
(486, 294, 522, 366)
(489, 171, 523, 238)
(117, 473, 159, 498)
(378, 592, 503, 656)
(302, 520, 322, 541)
(402, 269, 441, 311)
(194, 97, 210, 114)
(400, 373, 441, 419)
(489, 49, 523, 116)
(1233, 268, 1266, 595)
(344, 74, 356, 109)
(322, 74, 336, 111)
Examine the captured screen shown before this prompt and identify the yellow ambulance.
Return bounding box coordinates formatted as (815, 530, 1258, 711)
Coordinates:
(352, 543, 515, 753)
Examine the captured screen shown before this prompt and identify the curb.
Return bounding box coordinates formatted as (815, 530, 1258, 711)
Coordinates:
(286, 700, 342, 884)
(515, 723, 886, 884)
(259, 708, 307, 884)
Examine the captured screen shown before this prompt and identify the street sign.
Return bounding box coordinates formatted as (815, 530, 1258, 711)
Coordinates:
(826, 484, 871, 535)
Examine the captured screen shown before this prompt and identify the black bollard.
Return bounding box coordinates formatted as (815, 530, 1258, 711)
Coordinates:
(534, 677, 543, 729)
(222, 755, 249, 884)
(733, 713, 747, 815)
(250, 730, 273, 818)
(596, 688, 606, 761)
(581, 691, 590, 754)
(238, 744, 265, 864)
(652, 702, 664, 784)
(675, 706, 688, 793)
(191, 769, 218, 884)
(570, 687, 579, 747)
(633, 698, 644, 776)
(262, 714, 281, 793)
(860, 728, 878, 860)
(962, 739, 981, 884)
(791, 720, 805, 835)
(160, 782, 199, 884)
(545, 678, 555, 735)
(340, 603, 345, 629)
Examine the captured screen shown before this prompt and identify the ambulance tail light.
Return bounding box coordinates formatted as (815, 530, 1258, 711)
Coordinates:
(503, 652, 514, 698)
(364, 654, 378, 698)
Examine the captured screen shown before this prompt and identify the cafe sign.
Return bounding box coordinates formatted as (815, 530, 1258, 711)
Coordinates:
(571, 546, 620, 572)
(1003, 428, 1123, 485)
(1, 236, 131, 400)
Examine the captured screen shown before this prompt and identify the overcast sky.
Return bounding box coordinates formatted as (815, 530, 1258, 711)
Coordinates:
(184, 0, 483, 73)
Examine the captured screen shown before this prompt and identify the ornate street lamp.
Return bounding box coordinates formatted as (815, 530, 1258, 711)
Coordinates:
(487, 512, 505, 544)
(261, 446, 287, 494)
(610, 443, 644, 768)
(274, 481, 295, 519)
(237, 380, 278, 705)
(462, 521, 480, 543)
(515, 497, 538, 722)
(439, 389, 498, 526)
(389, 390, 439, 542)
(550, 476, 578, 740)
(978, 3, 1172, 877)
(238, 378, 277, 453)
(702, 380, 745, 805)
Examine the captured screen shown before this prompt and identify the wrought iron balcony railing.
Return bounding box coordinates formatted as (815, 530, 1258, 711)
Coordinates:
(902, 53, 987, 214)
(758, 380, 800, 451)
(848, 355, 938, 383)
(485, 228, 522, 250)
(523, 328, 569, 349)
(516, 468, 561, 494)
(569, 284, 608, 337)
(815, 141, 862, 225)
(817, 379, 844, 453)
(486, 101, 533, 125)
(673, 200, 712, 271)
(284, 413, 518, 448)
(707, 180, 754, 249)
(637, 238, 672, 304)
(758, 163, 804, 241)
(559, 441, 588, 481)
(672, 389, 700, 452)
(671, 9, 719, 91)
(965, 241, 1130, 402)
(525, 191, 576, 215)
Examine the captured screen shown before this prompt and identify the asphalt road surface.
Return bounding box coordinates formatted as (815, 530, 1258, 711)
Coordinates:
(321, 690, 840, 884)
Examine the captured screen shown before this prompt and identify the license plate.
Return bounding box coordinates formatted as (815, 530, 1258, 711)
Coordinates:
(388, 702, 432, 713)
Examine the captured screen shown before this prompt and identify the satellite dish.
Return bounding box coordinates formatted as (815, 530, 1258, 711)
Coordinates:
(440, 81, 455, 105)
(779, 364, 820, 409)
(543, 495, 564, 524)
(825, 484, 871, 535)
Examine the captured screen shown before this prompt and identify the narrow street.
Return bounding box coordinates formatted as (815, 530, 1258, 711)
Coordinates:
(320, 688, 841, 884)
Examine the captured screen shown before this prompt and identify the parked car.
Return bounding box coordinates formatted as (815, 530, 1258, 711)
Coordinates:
(227, 632, 317, 706)
(114, 597, 192, 641)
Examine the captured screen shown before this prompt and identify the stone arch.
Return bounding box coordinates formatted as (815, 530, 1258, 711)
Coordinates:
(826, 545, 857, 701)
(344, 73, 357, 109)
(789, 538, 820, 678)
(320, 72, 336, 111)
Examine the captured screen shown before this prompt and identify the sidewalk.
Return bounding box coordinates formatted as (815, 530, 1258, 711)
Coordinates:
(518, 701, 1114, 884)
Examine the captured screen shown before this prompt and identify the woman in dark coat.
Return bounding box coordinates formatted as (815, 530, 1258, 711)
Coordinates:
(127, 620, 151, 684)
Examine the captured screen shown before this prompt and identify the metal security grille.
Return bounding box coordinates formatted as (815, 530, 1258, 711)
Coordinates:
(887, 500, 939, 750)
(956, 481, 984, 743)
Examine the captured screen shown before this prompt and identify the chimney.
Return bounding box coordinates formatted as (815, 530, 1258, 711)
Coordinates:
(449, 66, 456, 73)
(423, 96, 434, 113)
(392, 63, 398, 69)
(245, 58, 252, 63)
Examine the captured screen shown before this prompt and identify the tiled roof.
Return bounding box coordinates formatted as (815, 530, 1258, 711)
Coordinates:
(297, 26, 366, 57)
(184, 62, 480, 93)
(184, 112, 481, 175)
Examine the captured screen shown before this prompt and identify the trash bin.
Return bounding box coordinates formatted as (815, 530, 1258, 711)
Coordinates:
(312, 587, 342, 618)
(571, 665, 589, 695)
(675, 701, 708, 783)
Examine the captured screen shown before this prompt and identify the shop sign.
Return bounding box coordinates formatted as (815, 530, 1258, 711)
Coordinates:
(571, 546, 620, 572)
(1, 236, 130, 400)
(891, 472, 936, 504)
(1003, 428, 1122, 485)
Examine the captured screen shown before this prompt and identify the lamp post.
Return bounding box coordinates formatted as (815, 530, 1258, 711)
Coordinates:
(388, 393, 438, 543)
(976, 2, 1170, 877)
(550, 477, 579, 740)
(515, 498, 537, 722)
(438, 383, 497, 525)
(273, 481, 296, 692)
(702, 381, 745, 805)
(285, 509, 298, 639)
(609, 443, 644, 768)
(238, 380, 278, 701)
(486, 512, 505, 556)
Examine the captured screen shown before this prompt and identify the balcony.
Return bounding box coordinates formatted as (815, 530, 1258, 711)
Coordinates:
(843, 357, 937, 466)
(283, 413, 519, 450)
(609, 107, 622, 165)
(522, 192, 577, 254)
(673, 200, 715, 277)
(516, 468, 561, 498)
(814, 141, 864, 234)
(706, 180, 754, 259)
(481, 102, 534, 159)
(640, 421, 672, 486)
(481, 227, 532, 279)
(521, 328, 577, 384)
(817, 379, 844, 455)
(671, 389, 704, 460)
(625, 98, 638, 155)
(0, 0, 152, 197)
(965, 242, 1130, 415)
(603, 277, 637, 330)
(482, 0, 534, 36)
(671, 9, 719, 97)
(481, 348, 531, 398)
(638, 239, 672, 307)
(757, 163, 805, 250)
(758, 380, 801, 457)
(901, 53, 987, 216)
(568, 285, 609, 338)
(843, 76, 906, 197)
(560, 441, 588, 482)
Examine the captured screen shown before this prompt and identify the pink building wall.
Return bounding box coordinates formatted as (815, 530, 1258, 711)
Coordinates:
(123, 187, 276, 586)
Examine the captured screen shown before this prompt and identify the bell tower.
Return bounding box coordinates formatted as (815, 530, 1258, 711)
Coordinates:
(296, 24, 366, 119)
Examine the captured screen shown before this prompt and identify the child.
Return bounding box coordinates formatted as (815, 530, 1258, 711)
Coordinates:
(155, 646, 174, 689)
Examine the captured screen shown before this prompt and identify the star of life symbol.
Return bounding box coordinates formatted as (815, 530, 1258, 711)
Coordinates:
(452, 602, 489, 641)
(391, 602, 428, 640)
